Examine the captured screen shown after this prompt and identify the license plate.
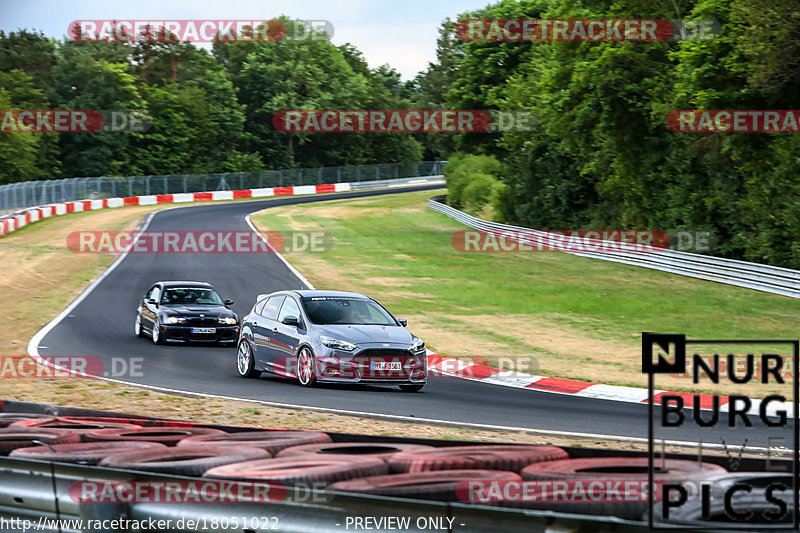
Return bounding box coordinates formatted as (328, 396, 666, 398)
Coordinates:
(371, 362, 402, 371)
(191, 327, 216, 334)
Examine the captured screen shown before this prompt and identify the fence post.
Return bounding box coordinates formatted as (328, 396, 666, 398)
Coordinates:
(183, 176, 187, 193)
(337, 167, 341, 183)
(279, 170, 283, 187)
(356, 166, 360, 182)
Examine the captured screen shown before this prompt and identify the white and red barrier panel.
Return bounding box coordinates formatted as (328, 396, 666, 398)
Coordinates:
(0, 183, 358, 237)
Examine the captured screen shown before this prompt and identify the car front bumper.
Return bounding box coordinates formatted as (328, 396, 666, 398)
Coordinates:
(312, 347, 428, 384)
(160, 325, 239, 343)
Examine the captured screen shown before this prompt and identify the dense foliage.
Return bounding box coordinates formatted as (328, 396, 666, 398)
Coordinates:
(411, 0, 800, 268)
(0, 20, 422, 183)
(3, 0, 800, 268)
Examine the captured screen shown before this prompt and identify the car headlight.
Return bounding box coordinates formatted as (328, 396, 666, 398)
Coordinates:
(163, 316, 184, 324)
(411, 337, 425, 352)
(218, 317, 237, 325)
(320, 336, 357, 351)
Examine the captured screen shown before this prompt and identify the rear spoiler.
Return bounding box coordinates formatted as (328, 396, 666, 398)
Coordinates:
(256, 293, 269, 302)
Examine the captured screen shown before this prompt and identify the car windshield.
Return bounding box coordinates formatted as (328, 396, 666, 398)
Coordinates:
(161, 287, 223, 306)
(301, 297, 396, 326)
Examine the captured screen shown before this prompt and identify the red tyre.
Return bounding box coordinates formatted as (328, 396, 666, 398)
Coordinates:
(388, 445, 568, 473)
(203, 455, 388, 485)
(83, 427, 227, 446)
(11, 417, 142, 440)
(177, 430, 331, 455)
(52, 416, 198, 428)
(277, 442, 434, 463)
(0, 428, 81, 455)
(517, 457, 727, 520)
(521, 457, 725, 481)
(9, 441, 166, 464)
(0, 414, 56, 428)
(99, 446, 270, 476)
(329, 470, 522, 502)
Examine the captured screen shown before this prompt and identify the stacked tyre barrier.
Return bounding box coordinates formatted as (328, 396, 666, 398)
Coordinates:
(0, 408, 794, 529)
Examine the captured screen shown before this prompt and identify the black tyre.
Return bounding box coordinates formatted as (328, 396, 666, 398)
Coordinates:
(237, 340, 260, 378)
(297, 346, 317, 387)
(399, 384, 424, 392)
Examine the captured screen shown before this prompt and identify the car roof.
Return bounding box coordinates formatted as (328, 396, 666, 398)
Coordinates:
(158, 281, 215, 289)
(287, 289, 370, 299)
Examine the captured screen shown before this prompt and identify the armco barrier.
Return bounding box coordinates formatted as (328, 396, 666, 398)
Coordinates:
(430, 195, 800, 299)
(0, 162, 446, 216)
(0, 175, 445, 238)
(1, 400, 710, 532)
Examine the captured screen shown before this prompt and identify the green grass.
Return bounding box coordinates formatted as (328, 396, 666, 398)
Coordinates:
(253, 188, 800, 340)
(252, 189, 800, 393)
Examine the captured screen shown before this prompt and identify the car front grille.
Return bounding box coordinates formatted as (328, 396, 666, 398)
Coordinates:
(183, 317, 218, 326)
(351, 349, 422, 379)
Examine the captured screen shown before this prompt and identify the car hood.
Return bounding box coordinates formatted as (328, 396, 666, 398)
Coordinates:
(316, 324, 415, 345)
(161, 305, 234, 317)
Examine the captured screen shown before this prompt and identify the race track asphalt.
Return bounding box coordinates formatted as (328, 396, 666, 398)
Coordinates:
(32, 185, 792, 447)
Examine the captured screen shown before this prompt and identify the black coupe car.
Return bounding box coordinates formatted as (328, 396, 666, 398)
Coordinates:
(135, 281, 239, 345)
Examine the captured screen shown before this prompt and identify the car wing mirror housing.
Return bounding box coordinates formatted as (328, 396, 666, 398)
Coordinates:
(224, 299, 234, 306)
(282, 315, 300, 327)
(398, 318, 408, 327)
(147, 298, 158, 306)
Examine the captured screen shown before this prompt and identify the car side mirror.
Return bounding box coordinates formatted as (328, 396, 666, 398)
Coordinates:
(224, 299, 234, 306)
(147, 298, 158, 306)
(282, 315, 300, 327)
(398, 318, 408, 327)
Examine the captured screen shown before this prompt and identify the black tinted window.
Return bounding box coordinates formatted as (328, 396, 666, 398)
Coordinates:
(161, 287, 223, 305)
(301, 297, 395, 326)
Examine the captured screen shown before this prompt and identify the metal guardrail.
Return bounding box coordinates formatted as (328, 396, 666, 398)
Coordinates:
(0, 162, 446, 216)
(0, 456, 654, 533)
(429, 195, 800, 299)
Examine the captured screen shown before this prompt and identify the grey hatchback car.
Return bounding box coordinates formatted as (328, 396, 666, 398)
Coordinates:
(236, 290, 427, 391)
